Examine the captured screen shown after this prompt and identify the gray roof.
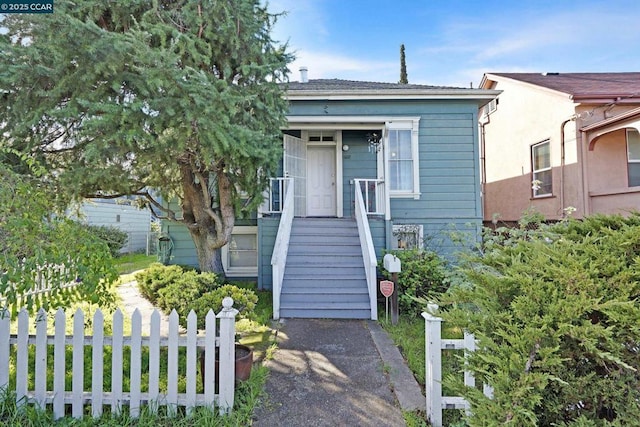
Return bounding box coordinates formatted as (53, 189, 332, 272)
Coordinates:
(486, 72, 640, 100)
(285, 79, 464, 91)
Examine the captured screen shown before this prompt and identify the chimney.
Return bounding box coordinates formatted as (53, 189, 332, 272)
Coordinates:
(299, 66, 308, 83)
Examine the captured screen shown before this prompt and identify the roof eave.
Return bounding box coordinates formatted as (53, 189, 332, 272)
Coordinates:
(285, 89, 501, 102)
(581, 106, 640, 132)
(572, 94, 640, 104)
(482, 73, 574, 99)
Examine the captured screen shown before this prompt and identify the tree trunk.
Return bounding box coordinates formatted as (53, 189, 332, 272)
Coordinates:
(178, 160, 235, 274)
(190, 229, 225, 275)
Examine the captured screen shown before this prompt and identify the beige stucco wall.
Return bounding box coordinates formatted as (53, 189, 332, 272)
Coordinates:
(587, 129, 628, 192)
(482, 77, 579, 221)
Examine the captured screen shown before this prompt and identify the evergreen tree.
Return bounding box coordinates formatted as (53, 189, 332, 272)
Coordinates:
(399, 44, 408, 84)
(0, 0, 293, 273)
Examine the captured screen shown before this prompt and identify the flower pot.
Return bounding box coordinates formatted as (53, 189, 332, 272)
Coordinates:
(200, 343, 253, 386)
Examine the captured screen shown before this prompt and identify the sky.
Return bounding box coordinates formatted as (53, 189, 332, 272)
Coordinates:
(267, 0, 640, 88)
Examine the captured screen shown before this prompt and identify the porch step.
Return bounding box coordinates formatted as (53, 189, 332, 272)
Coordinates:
(279, 218, 371, 319)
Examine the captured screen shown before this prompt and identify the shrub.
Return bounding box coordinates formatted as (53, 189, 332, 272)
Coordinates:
(135, 263, 185, 304)
(156, 270, 217, 318)
(82, 224, 128, 257)
(380, 249, 449, 317)
(134, 263, 255, 329)
(191, 285, 258, 329)
(440, 213, 640, 426)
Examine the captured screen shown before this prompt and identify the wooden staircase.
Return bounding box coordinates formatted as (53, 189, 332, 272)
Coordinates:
(279, 218, 371, 319)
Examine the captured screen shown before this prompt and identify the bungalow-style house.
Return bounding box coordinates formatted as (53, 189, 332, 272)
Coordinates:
(479, 72, 640, 223)
(163, 74, 499, 319)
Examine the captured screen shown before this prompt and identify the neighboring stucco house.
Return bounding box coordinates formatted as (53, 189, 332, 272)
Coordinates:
(163, 75, 498, 319)
(479, 72, 640, 223)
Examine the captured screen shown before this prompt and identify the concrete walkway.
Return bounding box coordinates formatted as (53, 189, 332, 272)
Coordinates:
(116, 280, 171, 335)
(252, 318, 425, 427)
(116, 281, 426, 425)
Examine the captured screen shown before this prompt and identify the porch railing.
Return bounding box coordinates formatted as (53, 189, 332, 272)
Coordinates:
(270, 179, 294, 320)
(354, 182, 378, 321)
(260, 177, 288, 214)
(353, 179, 385, 216)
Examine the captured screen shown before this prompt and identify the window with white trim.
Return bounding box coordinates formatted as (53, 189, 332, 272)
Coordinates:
(387, 120, 420, 197)
(627, 129, 640, 187)
(391, 224, 423, 250)
(221, 226, 257, 277)
(531, 140, 552, 197)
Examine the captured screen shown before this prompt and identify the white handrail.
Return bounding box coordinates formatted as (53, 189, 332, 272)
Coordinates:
(354, 183, 378, 320)
(270, 179, 294, 320)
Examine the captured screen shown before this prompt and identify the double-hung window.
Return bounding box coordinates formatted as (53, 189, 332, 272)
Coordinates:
(221, 226, 258, 277)
(387, 119, 420, 198)
(531, 140, 552, 197)
(627, 129, 640, 187)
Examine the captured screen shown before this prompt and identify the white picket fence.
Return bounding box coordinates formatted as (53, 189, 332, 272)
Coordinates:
(0, 297, 239, 420)
(423, 306, 493, 427)
(1, 263, 81, 307)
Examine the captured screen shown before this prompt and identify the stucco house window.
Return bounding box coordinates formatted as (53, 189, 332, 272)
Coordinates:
(221, 226, 257, 277)
(387, 120, 420, 198)
(391, 224, 423, 250)
(627, 129, 640, 187)
(531, 140, 552, 197)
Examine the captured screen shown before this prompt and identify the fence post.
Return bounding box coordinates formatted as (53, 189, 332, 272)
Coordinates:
(217, 297, 238, 414)
(423, 306, 443, 427)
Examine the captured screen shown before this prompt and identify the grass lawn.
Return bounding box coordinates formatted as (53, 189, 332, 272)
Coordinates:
(113, 253, 157, 276)
(381, 313, 467, 427)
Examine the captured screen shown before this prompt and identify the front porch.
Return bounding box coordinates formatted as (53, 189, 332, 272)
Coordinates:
(260, 175, 384, 320)
(257, 126, 392, 319)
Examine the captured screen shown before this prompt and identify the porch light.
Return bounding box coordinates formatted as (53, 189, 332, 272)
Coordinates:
(367, 132, 382, 153)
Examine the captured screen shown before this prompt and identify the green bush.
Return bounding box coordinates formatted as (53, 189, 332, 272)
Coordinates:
(156, 270, 217, 318)
(441, 213, 640, 426)
(134, 263, 255, 329)
(190, 285, 258, 329)
(380, 249, 449, 317)
(135, 263, 185, 304)
(82, 223, 128, 257)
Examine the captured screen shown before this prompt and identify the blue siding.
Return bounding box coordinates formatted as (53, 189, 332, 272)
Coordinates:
(161, 201, 257, 271)
(258, 217, 279, 290)
(162, 222, 198, 267)
(287, 99, 483, 258)
(342, 130, 377, 218)
(167, 96, 484, 279)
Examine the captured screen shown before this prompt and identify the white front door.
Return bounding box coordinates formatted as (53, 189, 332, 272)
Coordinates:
(307, 146, 336, 216)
